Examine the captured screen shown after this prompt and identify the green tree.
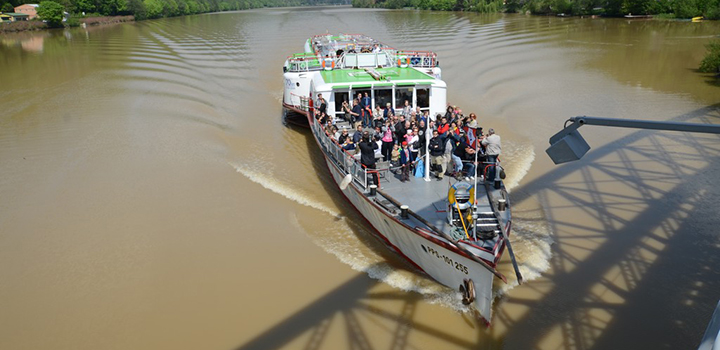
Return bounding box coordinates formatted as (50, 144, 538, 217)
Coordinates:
(504, 0, 523, 12)
(143, 0, 162, 17)
(2, 2, 15, 12)
(671, 0, 701, 17)
(127, 0, 147, 19)
(98, 0, 125, 14)
(73, 0, 95, 13)
(37, 1, 65, 27)
(699, 40, 720, 74)
(623, 0, 653, 14)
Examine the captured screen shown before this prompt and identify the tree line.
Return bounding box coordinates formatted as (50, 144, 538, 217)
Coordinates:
(352, 0, 720, 19)
(1, 0, 350, 21)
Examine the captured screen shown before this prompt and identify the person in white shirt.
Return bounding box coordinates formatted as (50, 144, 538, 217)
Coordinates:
(481, 128, 501, 180)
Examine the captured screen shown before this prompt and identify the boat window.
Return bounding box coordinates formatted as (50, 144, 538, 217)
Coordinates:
(417, 88, 430, 109)
(374, 89, 392, 110)
(395, 87, 412, 109)
(334, 92, 349, 114)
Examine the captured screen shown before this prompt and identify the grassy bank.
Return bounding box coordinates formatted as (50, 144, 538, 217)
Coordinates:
(0, 15, 135, 33)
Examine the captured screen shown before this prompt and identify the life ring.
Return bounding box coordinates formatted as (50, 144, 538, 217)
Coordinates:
(459, 278, 476, 305)
(448, 181, 474, 209)
(397, 57, 410, 68)
(299, 61, 307, 70)
(321, 58, 335, 70)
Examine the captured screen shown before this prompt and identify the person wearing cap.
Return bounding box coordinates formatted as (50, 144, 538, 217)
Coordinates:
(399, 141, 411, 182)
(406, 128, 419, 162)
(481, 128, 501, 180)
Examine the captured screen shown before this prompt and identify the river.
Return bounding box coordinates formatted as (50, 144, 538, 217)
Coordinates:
(1, 7, 719, 350)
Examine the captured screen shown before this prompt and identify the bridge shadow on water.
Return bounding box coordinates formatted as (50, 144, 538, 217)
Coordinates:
(498, 103, 720, 349)
(234, 270, 499, 350)
(254, 106, 720, 349)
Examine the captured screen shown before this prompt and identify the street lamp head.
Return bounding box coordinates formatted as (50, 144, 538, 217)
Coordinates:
(546, 128, 591, 165)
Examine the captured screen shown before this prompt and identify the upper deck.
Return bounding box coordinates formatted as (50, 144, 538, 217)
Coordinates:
(284, 34, 439, 73)
(318, 67, 436, 86)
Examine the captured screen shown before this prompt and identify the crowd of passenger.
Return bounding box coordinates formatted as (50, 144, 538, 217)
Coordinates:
(313, 93, 501, 185)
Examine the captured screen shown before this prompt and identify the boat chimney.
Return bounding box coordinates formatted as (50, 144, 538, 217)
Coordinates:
(369, 184, 377, 196)
(400, 205, 409, 219)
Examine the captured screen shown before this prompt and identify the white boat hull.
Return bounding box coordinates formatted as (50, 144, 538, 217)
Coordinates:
(317, 133, 495, 321)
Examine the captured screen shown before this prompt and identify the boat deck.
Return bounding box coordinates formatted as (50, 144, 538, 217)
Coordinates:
(332, 119, 506, 253)
(377, 164, 502, 251)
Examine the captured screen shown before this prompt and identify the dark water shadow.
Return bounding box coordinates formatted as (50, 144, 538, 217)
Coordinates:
(497, 103, 720, 349)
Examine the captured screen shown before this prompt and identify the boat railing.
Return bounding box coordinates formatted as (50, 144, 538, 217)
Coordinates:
(288, 92, 310, 112)
(392, 50, 438, 68)
(285, 53, 324, 72)
(286, 48, 438, 72)
(311, 117, 393, 190)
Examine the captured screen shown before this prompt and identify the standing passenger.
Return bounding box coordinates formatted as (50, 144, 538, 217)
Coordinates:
(429, 130, 446, 180)
(481, 128, 501, 180)
(400, 141, 411, 182)
(316, 94, 327, 116)
(381, 120, 395, 161)
(359, 131, 379, 185)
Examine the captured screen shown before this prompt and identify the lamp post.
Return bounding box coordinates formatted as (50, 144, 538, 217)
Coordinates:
(547, 116, 720, 165)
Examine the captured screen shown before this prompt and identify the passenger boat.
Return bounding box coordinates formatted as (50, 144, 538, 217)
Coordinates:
(281, 34, 522, 323)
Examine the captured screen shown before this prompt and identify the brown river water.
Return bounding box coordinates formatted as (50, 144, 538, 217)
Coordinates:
(1, 7, 719, 350)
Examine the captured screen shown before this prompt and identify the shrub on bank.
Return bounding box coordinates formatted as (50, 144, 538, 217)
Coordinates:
(699, 41, 720, 74)
(37, 1, 65, 27)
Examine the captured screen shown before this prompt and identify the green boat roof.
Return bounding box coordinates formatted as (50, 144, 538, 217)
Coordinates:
(319, 67, 435, 85)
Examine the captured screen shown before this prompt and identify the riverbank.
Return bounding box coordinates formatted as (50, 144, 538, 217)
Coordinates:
(0, 15, 134, 34)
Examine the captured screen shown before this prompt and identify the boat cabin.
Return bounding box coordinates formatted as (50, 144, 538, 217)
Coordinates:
(282, 34, 445, 119)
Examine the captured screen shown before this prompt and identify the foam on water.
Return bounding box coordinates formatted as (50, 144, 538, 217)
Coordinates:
(231, 160, 469, 310)
(502, 142, 536, 191)
(229, 161, 341, 217)
(495, 214, 554, 296)
(230, 155, 551, 311)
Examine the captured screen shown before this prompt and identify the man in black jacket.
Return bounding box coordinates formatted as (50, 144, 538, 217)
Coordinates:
(428, 130, 446, 180)
(359, 131, 379, 185)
